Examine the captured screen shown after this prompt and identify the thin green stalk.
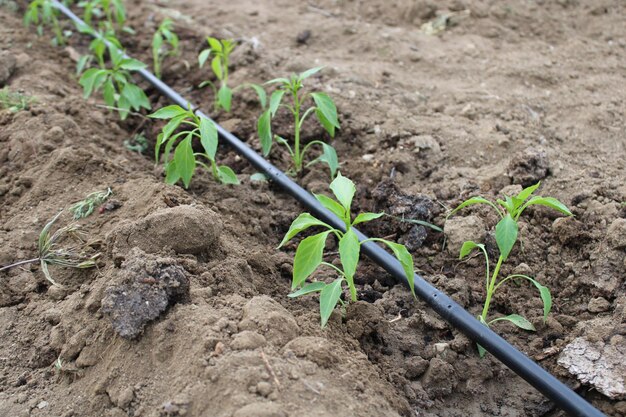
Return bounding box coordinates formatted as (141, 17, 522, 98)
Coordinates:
(481, 255, 504, 322)
(293, 90, 302, 171)
(0, 258, 40, 272)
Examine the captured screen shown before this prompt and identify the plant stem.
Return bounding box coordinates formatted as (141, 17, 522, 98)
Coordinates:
(0, 258, 41, 272)
(481, 255, 504, 322)
(293, 90, 301, 172)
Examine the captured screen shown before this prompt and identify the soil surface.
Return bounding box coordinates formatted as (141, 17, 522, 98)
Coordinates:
(1, 1, 625, 416)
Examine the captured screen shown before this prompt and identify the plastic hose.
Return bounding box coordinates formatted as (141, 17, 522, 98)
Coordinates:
(50, 2, 605, 416)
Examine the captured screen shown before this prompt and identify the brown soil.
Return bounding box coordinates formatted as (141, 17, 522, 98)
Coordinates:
(1, 1, 625, 416)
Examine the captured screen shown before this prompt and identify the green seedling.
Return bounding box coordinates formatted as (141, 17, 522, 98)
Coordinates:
(0, 88, 35, 112)
(198, 37, 235, 112)
(24, 0, 66, 45)
(257, 67, 340, 178)
(69, 188, 112, 219)
(152, 18, 179, 79)
(448, 182, 572, 356)
(150, 105, 239, 187)
(0, 212, 99, 287)
(79, 43, 151, 120)
(280, 173, 415, 327)
(124, 132, 148, 153)
(75, 23, 124, 73)
(78, 0, 128, 32)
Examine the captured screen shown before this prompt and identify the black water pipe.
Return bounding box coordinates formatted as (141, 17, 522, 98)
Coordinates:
(50, 2, 604, 416)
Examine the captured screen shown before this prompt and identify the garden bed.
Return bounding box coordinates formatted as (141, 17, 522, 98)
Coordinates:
(0, 0, 624, 416)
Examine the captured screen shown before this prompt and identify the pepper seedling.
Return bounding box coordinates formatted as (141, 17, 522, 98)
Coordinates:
(78, 0, 129, 33)
(152, 18, 179, 79)
(280, 173, 415, 327)
(78, 43, 151, 120)
(257, 67, 340, 178)
(198, 37, 235, 112)
(149, 105, 239, 187)
(24, 0, 67, 46)
(447, 182, 572, 356)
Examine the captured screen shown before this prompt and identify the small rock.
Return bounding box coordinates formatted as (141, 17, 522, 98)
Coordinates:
(588, 297, 611, 313)
(231, 331, 266, 350)
(233, 402, 287, 417)
(507, 148, 550, 187)
(296, 30, 311, 44)
(405, 356, 429, 379)
(255, 381, 273, 397)
(0, 52, 17, 86)
(607, 218, 626, 249)
(444, 215, 485, 255)
(421, 357, 458, 397)
(37, 401, 49, 409)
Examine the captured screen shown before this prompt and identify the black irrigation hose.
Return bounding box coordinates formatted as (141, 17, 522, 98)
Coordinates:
(50, 2, 604, 416)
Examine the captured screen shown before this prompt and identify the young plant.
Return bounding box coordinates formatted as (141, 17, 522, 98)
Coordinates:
(24, 0, 66, 45)
(280, 173, 415, 327)
(0, 212, 99, 287)
(69, 188, 113, 219)
(257, 67, 340, 178)
(152, 18, 179, 79)
(447, 182, 572, 356)
(0, 88, 35, 112)
(150, 105, 239, 187)
(79, 0, 127, 32)
(124, 132, 148, 153)
(198, 37, 235, 112)
(78, 43, 151, 120)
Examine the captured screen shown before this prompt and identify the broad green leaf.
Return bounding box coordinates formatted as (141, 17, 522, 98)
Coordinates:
(516, 182, 541, 203)
(211, 56, 223, 80)
(269, 89, 285, 117)
(121, 83, 151, 110)
(76, 55, 91, 75)
(217, 165, 239, 185)
(102, 79, 115, 108)
(318, 143, 339, 177)
(288, 281, 326, 298)
(265, 77, 290, 85)
(477, 343, 487, 358)
(315, 194, 345, 220)
(279, 213, 332, 248)
(217, 84, 232, 112)
(495, 214, 518, 260)
(315, 108, 336, 137)
(292, 231, 331, 289)
(155, 114, 186, 162)
(247, 84, 267, 108)
(497, 196, 515, 215)
(459, 241, 485, 259)
(311, 92, 340, 134)
(523, 196, 572, 217)
(489, 314, 536, 331)
(174, 135, 195, 188)
(320, 278, 343, 327)
(339, 227, 360, 282)
(79, 68, 100, 98)
(117, 95, 131, 120)
(199, 117, 218, 159)
(329, 172, 355, 213)
(207, 37, 222, 52)
(149, 105, 187, 119)
(377, 239, 415, 296)
(447, 197, 503, 219)
(299, 66, 323, 80)
(119, 58, 146, 71)
(353, 212, 384, 226)
(164, 160, 180, 184)
(198, 48, 211, 67)
(257, 109, 272, 156)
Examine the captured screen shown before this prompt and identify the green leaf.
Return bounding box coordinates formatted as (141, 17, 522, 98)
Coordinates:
(288, 281, 326, 298)
(523, 196, 572, 217)
(459, 241, 485, 259)
(352, 212, 384, 226)
(217, 84, 232, 112)
(477, 343, 487, 358)
(207, 37, 222, 52)
(269, 89, 285, 117)
(102, 79, 116, 108)
(198, 48, 211, 67)
(76, 55, 91, 75)
(318, 143, 339, 178)
(119, 58, 146, 71)
(319, 278, 343, 328)
(495, 214, 518, 261)
(150, 105, 187, 119)
(279, 213, 332, 248)
(299, 66, 323, 80)
(217, 165, 240, 185)
(155, 115, 186, 163)
(174, 135, 195, 188)
(117, 95, 131, 120)
(247, 84, 267, 108)
(199, 117, 218, 160)
(121, 83, 151, 110)
(315, 108, 336, 137)
(257, 109, 272, 156)
(164, 160, 180, 184)
(329, 172, 355, 213)
(516, 182, 541, 203)
(339, 227, 360, 282)
(489, 314, 536, 331)
(211, 56, 223, 80)
(292, 231, 331, 290)
(376, 239, 415, 296)
(250, 173, 268, 182)
(311, 92, 340, 135)
(315, 194, 345, 220)
(79, 68, 100, 98)
(447, 197, 503, 219)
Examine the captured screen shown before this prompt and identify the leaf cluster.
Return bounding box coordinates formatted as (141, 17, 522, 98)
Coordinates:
(78, 0, 127, 32)
(199, 37, 235, 112)
(280, 173, 415, 327)
(152, 18, 179, 79)
(150, 105, 239, 187)
(69, 188, 112, 219)
(257, 67, 340, 178)
(24, 0, 66, 45)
